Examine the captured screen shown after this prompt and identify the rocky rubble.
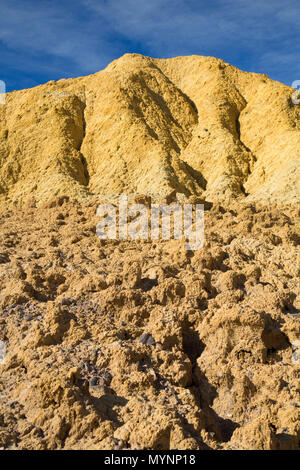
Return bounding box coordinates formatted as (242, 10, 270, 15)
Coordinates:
(0, 198, 299, 450)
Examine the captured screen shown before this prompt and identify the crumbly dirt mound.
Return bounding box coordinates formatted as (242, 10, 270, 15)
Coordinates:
(0, 54, 300, 206)
(0, 199, 299, 450)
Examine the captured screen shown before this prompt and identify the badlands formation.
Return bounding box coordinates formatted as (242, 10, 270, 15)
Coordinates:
(0, 54, 299, 450)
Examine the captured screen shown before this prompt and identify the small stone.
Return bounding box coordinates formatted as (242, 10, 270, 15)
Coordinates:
(61, 298, 74, 306)
(102, 371, 112, 385)
(139, 333, 149, 345)
(89, 377, 98, 387)
(292, 351, 300, 364)
(139, 333, 155, 346)
(0, 253, 9, 264)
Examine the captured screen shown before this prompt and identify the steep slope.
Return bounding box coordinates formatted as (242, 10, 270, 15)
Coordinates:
(81, 56, 201, 199)
(0, 53, 299, 205)
(156, 55, 300, 203)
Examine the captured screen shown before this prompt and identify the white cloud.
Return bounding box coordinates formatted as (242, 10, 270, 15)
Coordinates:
(0, 1, 115, 73)
(0, 0, 299, 87)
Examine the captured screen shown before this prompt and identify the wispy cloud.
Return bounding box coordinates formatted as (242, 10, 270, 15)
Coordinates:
(0, 0, 299, 91)
(0, 1, 115, 71)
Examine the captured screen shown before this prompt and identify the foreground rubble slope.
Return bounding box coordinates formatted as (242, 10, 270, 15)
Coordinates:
(0, 199, 299, 450)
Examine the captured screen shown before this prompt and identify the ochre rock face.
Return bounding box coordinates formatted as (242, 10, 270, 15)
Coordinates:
(0, 53, 299, 205)
(0, 56, 300, 451)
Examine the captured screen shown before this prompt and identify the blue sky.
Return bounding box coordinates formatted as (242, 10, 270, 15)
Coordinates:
(0, 0, 300, 92)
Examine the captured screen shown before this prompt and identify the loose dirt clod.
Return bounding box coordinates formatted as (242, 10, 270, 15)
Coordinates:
(139, 334, 156, 346)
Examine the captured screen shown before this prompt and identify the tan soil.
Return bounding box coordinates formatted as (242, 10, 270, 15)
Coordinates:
(0, 54, 299, 450)
(0, 198, 299, 450)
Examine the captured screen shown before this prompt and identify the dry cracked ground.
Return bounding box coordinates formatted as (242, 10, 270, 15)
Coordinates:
(0, 197, 299, 450)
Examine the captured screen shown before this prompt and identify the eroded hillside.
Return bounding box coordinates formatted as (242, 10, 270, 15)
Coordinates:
(0, 54, 299, 206)
(0, 55, 299, 451)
